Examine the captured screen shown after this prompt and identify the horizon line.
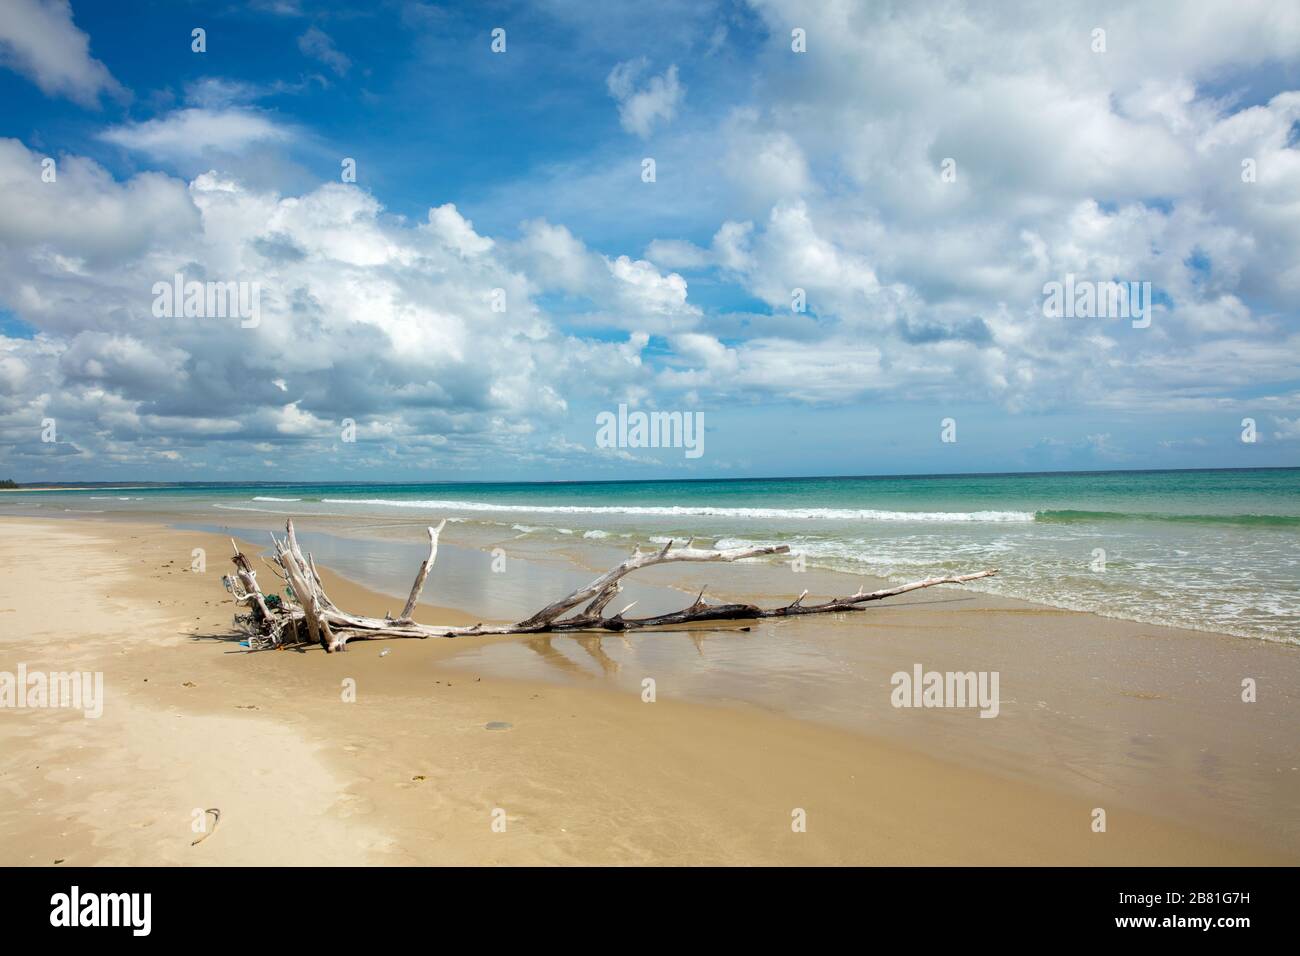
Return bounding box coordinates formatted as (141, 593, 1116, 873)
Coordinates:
(4, 464, 1298, 490)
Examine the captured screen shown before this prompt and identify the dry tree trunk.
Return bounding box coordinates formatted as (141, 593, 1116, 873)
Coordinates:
(224, 520, 998, 653)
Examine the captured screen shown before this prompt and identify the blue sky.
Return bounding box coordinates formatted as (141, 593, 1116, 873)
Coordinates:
(1, 0, 1299, 482)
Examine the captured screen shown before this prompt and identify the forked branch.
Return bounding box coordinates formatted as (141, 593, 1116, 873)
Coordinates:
(225, 520, 998, 652)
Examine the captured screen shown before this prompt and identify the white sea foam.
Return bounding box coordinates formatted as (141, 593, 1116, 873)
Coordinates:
(252, 496, 303, 502)
(212, 503, 351, 518)
(319, 497, 1035, 522)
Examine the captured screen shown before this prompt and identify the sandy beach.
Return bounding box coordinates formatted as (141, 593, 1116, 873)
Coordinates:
(0, 514, 1295, 866)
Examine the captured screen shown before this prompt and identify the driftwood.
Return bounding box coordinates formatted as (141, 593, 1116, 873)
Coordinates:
(223, 520, 998, 653)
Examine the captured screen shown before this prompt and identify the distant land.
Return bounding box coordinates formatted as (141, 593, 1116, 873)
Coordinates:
(0, 481, 167, 491)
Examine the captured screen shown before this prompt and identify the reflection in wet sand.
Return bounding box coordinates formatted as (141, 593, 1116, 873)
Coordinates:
(520, 628, 722, 679)
(574, 635, 620, 675)
(523, 634, 592, 680)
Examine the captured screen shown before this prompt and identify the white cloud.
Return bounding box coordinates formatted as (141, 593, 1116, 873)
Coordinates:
(723, 112, 812, 206)
(510, 219, 700, 332)
(644, 238, 713, 270)
(5, 1, 1300, 475)
(297, 26, 350, 77)
(511, 219, 603, 293)
(606, 58, 684, 137)
(424, 204, 494, 258)
(617, 0, 1300, 415)
(0, 0, 123, 107)
(1272, 416, 1300, 441)
(0, 141, 666, 473)
(99, 108, 293, 161)
(0, 138, 199, 269)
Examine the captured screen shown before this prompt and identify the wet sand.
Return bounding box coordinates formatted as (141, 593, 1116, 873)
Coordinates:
(0, 515, 1295, 865)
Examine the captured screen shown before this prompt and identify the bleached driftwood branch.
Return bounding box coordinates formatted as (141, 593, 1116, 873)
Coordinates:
(224, 520, 998, 653)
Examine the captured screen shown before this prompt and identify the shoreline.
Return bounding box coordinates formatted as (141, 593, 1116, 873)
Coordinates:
(1, 515, 1297, 865)
(6, 483, 1296, 646)
(21, 502, 1288, 645)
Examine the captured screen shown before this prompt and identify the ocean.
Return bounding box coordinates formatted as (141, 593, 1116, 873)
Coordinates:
(5, 467, 1298, 643)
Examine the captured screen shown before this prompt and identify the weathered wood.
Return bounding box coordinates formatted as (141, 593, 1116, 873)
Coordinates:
(514, 538, 790, 629)
(226, 520, 998, 652)
(229, 540, 273, 623)
(398, 520, 446, 622)
(759, 570, 1000, 616)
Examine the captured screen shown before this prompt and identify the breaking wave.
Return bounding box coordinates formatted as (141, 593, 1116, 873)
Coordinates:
(318, 497, 1037, 522)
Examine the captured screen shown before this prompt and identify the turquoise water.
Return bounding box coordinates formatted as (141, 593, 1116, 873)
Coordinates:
(4, 468, 1298, 642)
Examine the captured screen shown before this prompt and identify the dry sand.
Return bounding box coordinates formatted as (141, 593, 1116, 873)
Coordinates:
(0, 516, 1294, 865)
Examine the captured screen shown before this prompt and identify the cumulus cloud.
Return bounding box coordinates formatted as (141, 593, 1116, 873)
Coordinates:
(510, 219, 701, 332)
(0, 138, 199, 269)
(4, 0, 1300, 476)
(629, 0, 1300, 413)
(0, 0, 124, 107)
(606, 58, 684, 137)
(0, 143, 651, 474)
